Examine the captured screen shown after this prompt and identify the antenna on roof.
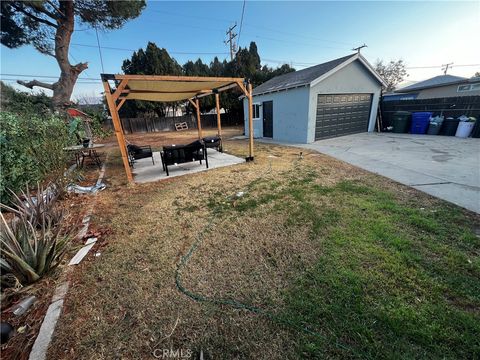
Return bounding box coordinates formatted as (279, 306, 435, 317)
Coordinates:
(352, 44, 367, 54)
(441, 62, 453, 75)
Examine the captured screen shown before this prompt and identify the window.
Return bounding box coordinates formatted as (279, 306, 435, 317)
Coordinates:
(457, 85, 471, 92)
(252, 103, 261, 119)
(457, 83, 480, 92)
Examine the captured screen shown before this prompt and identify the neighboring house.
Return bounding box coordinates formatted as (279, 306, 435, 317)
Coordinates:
(388, 75, 480, 100)
(243, 53, 385, 143)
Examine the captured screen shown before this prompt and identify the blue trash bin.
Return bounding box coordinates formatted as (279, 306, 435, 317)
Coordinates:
(410, 112, 432, 134)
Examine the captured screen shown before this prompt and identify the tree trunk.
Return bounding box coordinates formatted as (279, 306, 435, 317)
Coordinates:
(52, 1, 88, 110)
(17, 1, 88, 111)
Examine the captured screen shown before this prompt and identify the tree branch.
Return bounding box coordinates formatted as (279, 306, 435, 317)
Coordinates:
(17, 79, 56, 91)
(45, 0, 65, 18)
(29, 2, 61, 22)
(11, 3, 58, 28)
(72, 62, 89, 74)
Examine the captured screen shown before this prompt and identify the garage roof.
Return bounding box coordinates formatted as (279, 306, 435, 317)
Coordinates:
(252, 53, 386, 96)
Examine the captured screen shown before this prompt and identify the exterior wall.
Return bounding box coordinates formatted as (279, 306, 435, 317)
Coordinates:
(416, 84, 480, 99)
(307, 60, 382, 143)
(243, 86, 310, 143)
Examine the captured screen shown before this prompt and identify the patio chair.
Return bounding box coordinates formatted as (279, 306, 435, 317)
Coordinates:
(127, 144, 155, 167)
(203, 136, 223, 152)
(160, 140, 208, 176)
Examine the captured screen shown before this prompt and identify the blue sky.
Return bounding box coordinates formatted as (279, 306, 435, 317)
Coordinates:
(1, 1, 479, 101)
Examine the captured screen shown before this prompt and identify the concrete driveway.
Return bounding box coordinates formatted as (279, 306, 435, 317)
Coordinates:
(289, 133, 479, 213)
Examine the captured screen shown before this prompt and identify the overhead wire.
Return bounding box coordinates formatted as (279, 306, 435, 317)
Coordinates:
(2, 60, 479, 83)
(237, 0, 246, 48)
(94, 26, 105, 73)
(70, 42, 229, 55)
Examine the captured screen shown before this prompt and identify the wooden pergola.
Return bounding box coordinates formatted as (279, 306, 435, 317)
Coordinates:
(101, 74, 254, 183)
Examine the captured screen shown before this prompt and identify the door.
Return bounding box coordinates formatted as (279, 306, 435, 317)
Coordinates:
(263, 101, 273, 138)
(315, 94, 372, 140)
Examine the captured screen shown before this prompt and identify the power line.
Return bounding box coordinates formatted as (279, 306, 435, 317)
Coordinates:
(150, 9, 234, 24)
(94, 26, 105, 73)
(406, 64, 480, 69)
(2, 62, 478, 86)
(70, 42, 229, 55)
(243, 22, 355, 47)
(1, 78, 101, 84)
(68, 48, 96, 80)
(251, 34, 351, 51)
(237, 0, 246, 48)
(1, 73, 102, 81)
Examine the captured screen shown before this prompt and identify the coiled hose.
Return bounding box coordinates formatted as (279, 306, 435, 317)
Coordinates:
(174, 156, 360, 356)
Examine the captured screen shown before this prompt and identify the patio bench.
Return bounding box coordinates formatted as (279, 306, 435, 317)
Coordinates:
(127, 144, 155, 167)
(160, 140, 208, 176)
(203, 136, 223, 152)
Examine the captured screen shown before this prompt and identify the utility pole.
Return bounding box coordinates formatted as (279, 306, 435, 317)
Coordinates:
(352, 44, 367, 54)
(442, 62, 453, 75)
(225, 23, 237, 61)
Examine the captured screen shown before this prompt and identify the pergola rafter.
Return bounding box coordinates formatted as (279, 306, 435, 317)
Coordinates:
(101, 74, 254, 183)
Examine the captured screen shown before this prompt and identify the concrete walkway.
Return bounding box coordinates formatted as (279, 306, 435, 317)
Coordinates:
(133, 149, 244, 183)
(262, 133, 480, 213)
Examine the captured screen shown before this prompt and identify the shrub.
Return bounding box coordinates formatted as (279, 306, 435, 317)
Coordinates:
(0, 183, 62, 229)
(0, 112, 69, 204)
(0, 211, 72, 285)
(0, 81, 51, 115)
(90, 111, 113, 139)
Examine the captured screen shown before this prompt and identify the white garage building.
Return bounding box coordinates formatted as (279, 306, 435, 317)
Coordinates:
(243, 53, 386, 143)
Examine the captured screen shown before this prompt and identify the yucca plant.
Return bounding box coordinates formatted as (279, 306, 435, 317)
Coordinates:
(0, 183, 62, 229)
(0, 210, 72, 286)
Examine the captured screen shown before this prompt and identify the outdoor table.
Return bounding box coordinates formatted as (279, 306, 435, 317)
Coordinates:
(63, 143, 105, 169)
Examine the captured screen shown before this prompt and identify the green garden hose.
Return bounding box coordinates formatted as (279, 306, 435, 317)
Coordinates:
(174, 158, 362, 356)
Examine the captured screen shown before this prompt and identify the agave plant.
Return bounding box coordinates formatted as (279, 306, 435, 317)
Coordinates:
(0, 210, 72, 286)
(0, 183, 62, 229)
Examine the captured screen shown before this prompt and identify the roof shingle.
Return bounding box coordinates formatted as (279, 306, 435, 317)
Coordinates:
(252, 54, 357, 95)
(395, 75, 467, 93)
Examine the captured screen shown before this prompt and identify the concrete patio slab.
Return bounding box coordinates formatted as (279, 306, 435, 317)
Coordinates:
(132, 149, 244, 183)
(260, 133, 480, 213)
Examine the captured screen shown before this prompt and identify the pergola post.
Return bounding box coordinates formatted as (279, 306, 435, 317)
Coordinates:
(215, 93, 222, 138)
(102, 79, 133, 183)
(195, 98, 203, 140)
(247, 82, 254, 161)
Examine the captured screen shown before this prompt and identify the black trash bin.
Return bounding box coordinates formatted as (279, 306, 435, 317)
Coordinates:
(471, 119, 480, 138)
(427, 122, 442, 135)
(392, 111, 411, 133)
(440, 118, 460, 136)
(427, 116, 444, 135)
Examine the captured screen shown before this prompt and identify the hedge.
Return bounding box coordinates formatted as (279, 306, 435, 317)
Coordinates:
(0, 112, 68, 203)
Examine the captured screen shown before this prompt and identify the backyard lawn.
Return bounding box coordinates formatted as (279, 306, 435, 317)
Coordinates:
(47, 131, 479, 359)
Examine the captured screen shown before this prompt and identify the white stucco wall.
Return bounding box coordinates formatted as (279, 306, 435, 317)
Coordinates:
(243, 86, 310, 143)
(244, 59, 383, 144)
(307, 60, 382, 143)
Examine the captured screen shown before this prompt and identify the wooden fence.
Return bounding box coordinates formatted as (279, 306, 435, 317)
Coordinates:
(380, 95, 480, 130)
(107, 113, 243, 134)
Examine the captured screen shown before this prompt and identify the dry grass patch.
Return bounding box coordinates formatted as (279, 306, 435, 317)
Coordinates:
(46, 136, 479, 359)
